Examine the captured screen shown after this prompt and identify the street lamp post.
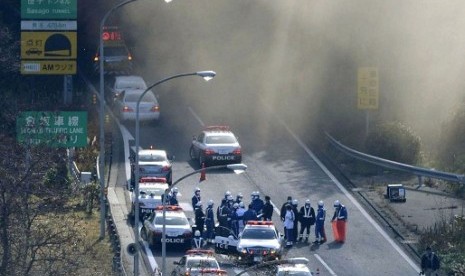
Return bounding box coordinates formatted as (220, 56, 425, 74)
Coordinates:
(235, 257, 309, 276)
(98, 0, 137, 239)
(134, 71, 216, 275)
(161, 163, 248, 276)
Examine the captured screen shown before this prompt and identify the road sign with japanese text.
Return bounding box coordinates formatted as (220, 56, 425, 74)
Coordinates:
(21, 60, 76, 74)
(358, 67, 379, 110)
(21, 31, 76, 59)
(21, 20, 77, 31)
(16, 111, 87, 147)
(21, 0, 77, 19)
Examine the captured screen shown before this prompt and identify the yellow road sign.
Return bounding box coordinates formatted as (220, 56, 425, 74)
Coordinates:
(358, 67, 379, 110)
(21, 31, 77, 59)
(21, 60, 76, 75)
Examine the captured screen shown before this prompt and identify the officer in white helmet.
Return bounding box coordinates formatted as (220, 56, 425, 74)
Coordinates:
(298, 199, 315, 242)
(191, 230, 206, 249)
(169, 187, 179, 205)
(205, 200, 215, 243)
(194, 201, 205, 236)
(314, 200, 327, 244)
(250, 191, 264, 217)
(331, 200, 348, 243)
(291, 199, 299, 242)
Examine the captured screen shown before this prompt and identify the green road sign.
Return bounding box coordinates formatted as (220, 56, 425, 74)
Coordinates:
(16, 111, 87, 147)
(21, 0, 77, 19)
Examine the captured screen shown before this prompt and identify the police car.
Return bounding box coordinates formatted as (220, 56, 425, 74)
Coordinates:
(189, 126, 242, 167)
(214, 221, 283, 263)
(141, 205, 193, 249)
(130, 148, 174, 187)
(130, 177, 169, 221)
(171, 249, 223, 276)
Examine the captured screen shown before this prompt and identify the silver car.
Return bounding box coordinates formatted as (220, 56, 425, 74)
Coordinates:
(113, 88, 160, 122)
(172, 250, 223, 276)
(110, 75, 147, 101)
(130, 149, 173, 186)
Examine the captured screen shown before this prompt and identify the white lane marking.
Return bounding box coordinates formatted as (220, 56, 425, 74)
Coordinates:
(188, 106, 205, 127)
(143, 240, 158, 270)
(270, 201, 281, 216)
(267, 102, 421, 273)
(314, 253, 337, 276)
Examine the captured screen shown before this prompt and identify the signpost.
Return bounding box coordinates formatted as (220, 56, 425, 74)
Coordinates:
(16, 111, 87, 147)
(21, 0, 77, 19)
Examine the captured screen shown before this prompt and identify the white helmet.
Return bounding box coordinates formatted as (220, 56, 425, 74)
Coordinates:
(208, 199, 214, 206)
(305, 199, 311, 205)
(225, 191, 231, 197)
(318, 200, 324, 207)
(195, 187, 201, 193)
(334, 200, 341, 207)
(172, 187, 178, 193)
(195, 230, 201, 237)
(233, 203, 239, 209)
(292, 199, 298, 206)
(236, 193, 243, 199)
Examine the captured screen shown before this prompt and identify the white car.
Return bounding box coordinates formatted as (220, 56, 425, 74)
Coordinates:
(130, 179, 168, 221)
(111, 75, 147, 100)
(113, 88, 160, 122)
(141, 205, 193, 249)
(130, 149, 173, 186)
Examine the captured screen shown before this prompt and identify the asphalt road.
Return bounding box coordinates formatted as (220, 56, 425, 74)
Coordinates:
(105, 83, 424, 275)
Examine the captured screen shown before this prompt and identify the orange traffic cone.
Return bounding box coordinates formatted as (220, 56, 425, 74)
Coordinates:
(199, 163, 206, 182)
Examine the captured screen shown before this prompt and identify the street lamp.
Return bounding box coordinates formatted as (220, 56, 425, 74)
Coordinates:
(161, 163, 248, 276)
(134, 70, 217, 275)
(235, 257, 309, 276)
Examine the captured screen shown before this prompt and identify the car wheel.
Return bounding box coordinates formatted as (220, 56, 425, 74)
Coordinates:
(189, 146, 196, 160)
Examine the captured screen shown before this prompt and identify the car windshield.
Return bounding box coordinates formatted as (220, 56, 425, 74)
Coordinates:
(241, 228, 276, 239)
(186, 259, 219, 269)
(105, 46, 129, 56)
(140, 188, 164, 196)
(205, 135, 237, 144)
(139, 153, 167, 162)
(116, 80, 146, 90)
(154, 215, 189, 226)
(125, 92, 156, 103)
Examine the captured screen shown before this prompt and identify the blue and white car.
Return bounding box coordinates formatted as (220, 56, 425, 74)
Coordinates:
(130, 178, 168, 221)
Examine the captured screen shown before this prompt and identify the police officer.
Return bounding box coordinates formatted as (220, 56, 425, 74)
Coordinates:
(168, 187, 179, 205)
(284, 204, 296, 246)
(226, 195, 235, 209)
(192, 187, 201, 209)
(191, 230, 206, 249)
(236, 202, 246, 233)
(314, 200, 327, 244)
(262, 196, 273, 221)
(291, 199, 299, 242)
(229, 203, 240, 237)
(420, 246, 440, 276)
(243, 204, 258, 225)
(194, 201, 205, 236)
(217, 198, 230, 236)
(205, 200, 215, 243)
(235, 193, 244, 204)
(298, 199, 315, 242)
(250, 191, 264, 217)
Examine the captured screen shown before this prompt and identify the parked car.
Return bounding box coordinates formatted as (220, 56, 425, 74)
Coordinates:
(171, 249, 223, 276)
(113, 89, 160, 122)
(107, 75, 147, 103)
(93, 43, 133, 74)
(130, 149, 173, 186)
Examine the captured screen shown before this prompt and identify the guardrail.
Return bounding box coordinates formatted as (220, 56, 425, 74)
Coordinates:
(325, 132, 465, 185)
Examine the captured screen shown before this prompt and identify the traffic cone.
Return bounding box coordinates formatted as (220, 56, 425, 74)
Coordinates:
(199, 163, 206, 182)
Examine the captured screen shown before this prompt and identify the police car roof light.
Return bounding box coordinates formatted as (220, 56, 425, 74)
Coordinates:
(139, 177, 167, 183)
(246, 221, 274, 226)
(204, 125, 230, 132)
(154, 205, 183, 211)
(186, 249, 214, 256)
